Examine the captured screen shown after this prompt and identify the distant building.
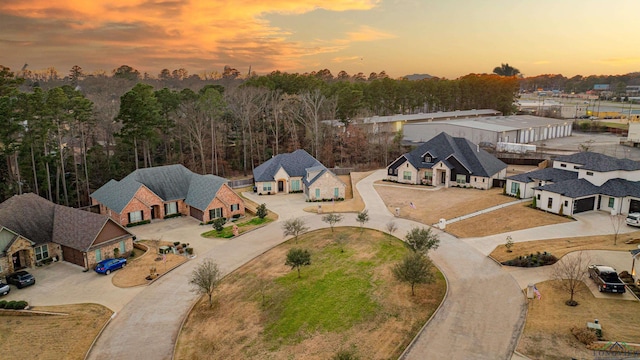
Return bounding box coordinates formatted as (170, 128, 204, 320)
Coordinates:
(402, 115, 572, 146)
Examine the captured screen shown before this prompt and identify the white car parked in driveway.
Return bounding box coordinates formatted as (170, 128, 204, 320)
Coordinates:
(626, 213, 640, 227)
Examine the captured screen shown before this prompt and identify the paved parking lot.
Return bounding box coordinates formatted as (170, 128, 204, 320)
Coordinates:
(2, 261, 143, 311)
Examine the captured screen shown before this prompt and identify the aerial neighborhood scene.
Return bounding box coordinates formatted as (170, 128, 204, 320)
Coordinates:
(3, 1, 640, 359)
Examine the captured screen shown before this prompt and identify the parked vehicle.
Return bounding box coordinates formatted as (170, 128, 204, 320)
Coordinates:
(588, 265, 626, 293)
(6, 270, 36, 289)
(0, 281, 10, 296)
(627, 213, 640, 227)
(94, 258, 127, 275)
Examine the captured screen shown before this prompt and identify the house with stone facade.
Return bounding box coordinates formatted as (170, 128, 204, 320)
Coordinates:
(506, 152, 640, 216)
(0, 193, 134, 276)
(91, 164, 244, 226)
(386, 132, 507, 189)
(253, 149, 346, 201)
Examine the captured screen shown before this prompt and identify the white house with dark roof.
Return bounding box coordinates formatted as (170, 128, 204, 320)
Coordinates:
(252, 149, 346, 201)
(91, 164, 244, 226)
(506, 152, 640, 215)
(386, 132, 507, 189)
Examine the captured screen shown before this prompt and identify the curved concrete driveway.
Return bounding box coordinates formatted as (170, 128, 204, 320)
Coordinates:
(88, 170, 526, 360)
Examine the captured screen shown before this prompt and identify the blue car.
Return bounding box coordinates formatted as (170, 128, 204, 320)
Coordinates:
(95, 258, 127, 275)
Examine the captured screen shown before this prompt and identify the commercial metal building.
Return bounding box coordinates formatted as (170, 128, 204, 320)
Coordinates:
(402, 115, 572, 146)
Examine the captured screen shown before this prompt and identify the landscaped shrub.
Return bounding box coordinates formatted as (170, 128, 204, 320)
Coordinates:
(164, 213, 182, 219)
(572, 326, 597, 345)
(0, 300, 6, 308)
(185, 247, 194, 255)
(126, 220, 151, 227)
(14, 301, 28, 309)
(501, 252, 558, 267)
(256, 203, 268, 219)
(232, 214, 242, 219)
(173, 241, 181, 247)
(212, 218, 226, 231)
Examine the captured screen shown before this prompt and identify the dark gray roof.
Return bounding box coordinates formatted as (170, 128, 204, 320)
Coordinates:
(91, 164, 229, 212)
(534, 178, 601, 198)
(555, 152, 640, 172)
(0, 193, 132, 252)
(535, 177, 640, 199)
(507, 168, 578, 183)
(253, 149, 324, 182)
(404, 132, 507, 176)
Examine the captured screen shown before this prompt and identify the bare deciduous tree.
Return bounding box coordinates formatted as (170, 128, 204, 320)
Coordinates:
(610, 213, 626, 245)
(281, 217, 309, 244)
(322, 213, 343, 232)
(189, 258, 221, 307)
(551, 251, 591, 306)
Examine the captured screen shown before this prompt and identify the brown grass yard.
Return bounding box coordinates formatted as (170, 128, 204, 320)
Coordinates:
(517, 281, 640, 360)
(112, 241, 189, 287)
(0, 303, 112, 360)
(445, 203, 573, 238)
(374, 184, 515, 224)
(303, 173, 368, 213)
(175, 228, 445, 360)
(490, 232, 640, 263)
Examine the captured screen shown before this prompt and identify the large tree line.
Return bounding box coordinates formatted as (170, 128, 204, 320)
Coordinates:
(0, 64, 520, 206)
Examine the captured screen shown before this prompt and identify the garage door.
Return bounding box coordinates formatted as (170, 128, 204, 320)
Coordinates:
(630, 199, 640, 213)
(574, 197, 596, 214)
(190, 207, 203, 221)
(62, 246, 84, 267)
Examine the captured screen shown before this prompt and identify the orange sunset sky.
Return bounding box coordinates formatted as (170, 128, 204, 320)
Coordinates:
(1, 0, 639, 79)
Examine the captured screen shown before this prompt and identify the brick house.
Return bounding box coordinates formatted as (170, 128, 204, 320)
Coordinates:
(90, 164, 245, 226)
(253, 149, 346, 201)
(0, 193, 134, 276)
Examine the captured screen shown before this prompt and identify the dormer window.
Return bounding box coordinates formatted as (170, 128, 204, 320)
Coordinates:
(424, 155, 432, 163)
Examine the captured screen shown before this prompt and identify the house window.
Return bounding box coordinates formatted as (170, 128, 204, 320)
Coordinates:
(164, 202, 178, 215)
(424, 155, 432, 162)
(560, 164, 566, 168)
(119, 241, 126, 254)
(334, 188, 339, 198)
(35, 244, 49, 262)
(564, 200, 569, 207)
(403, 171, 411, 180)
(547, 198, 553, 209)
(95, 248, 102, 262)
(537, 194, 541, 200)
(608, 198, 614, 208)
(456, 175, 466, 184)
(291, 180, 301, 191)
(586, 171, 593, 176)
(315, 188, 320, 198)
(230, 204, 240, 212)
(128, 210, 143, 223)
(209, 207, 223, 219)
(511, 182, 520, 194)
(263, 183, 272, 191)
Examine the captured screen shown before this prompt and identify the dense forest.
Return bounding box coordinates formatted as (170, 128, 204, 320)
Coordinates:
(2, 63, 634, 207)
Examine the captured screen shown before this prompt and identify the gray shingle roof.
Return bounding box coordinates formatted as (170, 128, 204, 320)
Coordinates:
(0, 193, 131, 252)
(535, 177, 640, 199)
(555, 152, 640, 172)
(91, 164, 229, 212)
(507, 168, 578, 183)
(404, 132, 506, 176)
(534, 178, 601, 198)
(253, 149, 323, 182)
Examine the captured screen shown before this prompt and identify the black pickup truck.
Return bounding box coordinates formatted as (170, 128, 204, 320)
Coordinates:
(588, 265, 626, 294)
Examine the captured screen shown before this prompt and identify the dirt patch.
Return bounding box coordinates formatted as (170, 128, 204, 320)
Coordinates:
(175, 228, 445, 360)
(490, 231, 640, 263)
(303, 172, 369, 213)
(446, 203, 573, 238)
(374, 184, 514, 224)
(112, 241, 189, 287)
(517, 281, 640, 359)
(0, 303, 112, 360)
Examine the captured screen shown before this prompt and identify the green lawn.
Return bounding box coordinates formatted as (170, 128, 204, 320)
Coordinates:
(201, 217, 272, 238)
